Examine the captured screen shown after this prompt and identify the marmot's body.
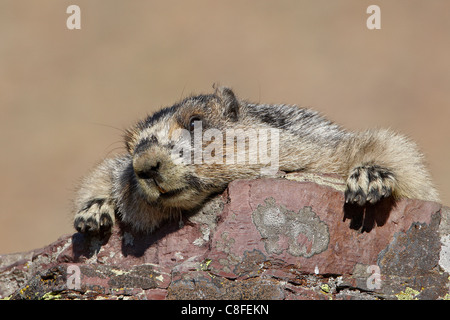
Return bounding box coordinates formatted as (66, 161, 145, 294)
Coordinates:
(74, 86, 439, 234)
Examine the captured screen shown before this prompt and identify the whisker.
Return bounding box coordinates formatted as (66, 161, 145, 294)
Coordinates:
(103, 140, 124, 152)
(88, 121, 127, 135)
(257, 81, 262, 104)
(179, 82, 189, 101)
(103, 145, 126, 158)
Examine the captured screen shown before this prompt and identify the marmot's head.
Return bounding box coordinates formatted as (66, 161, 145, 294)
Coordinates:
(123, 86, 262, 210)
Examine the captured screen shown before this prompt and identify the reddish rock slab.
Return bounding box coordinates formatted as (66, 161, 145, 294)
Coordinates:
(209, 178, 441, 276)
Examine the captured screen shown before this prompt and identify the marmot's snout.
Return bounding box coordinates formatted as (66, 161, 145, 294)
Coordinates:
(133, 152, 160, 180)
(131, 141, 186, 199)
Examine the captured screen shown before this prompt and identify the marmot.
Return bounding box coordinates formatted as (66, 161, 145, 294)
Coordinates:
(74, 86, 439, 234)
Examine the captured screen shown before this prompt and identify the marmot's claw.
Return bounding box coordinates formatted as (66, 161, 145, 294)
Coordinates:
(74, 199, 115, 234)
(345, 165, 396, 206)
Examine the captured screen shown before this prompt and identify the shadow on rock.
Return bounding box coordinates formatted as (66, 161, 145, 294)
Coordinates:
(117, 219, 184, 257)
(71, 231, 112, 261)
(71, 217, 189, 261)
(343, 197, 396, 232)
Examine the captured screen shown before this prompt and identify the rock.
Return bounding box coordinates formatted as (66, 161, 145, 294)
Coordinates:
(1, 173, 449, 300)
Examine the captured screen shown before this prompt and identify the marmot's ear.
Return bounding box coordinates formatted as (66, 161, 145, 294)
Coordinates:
(214, 85, 240, 121)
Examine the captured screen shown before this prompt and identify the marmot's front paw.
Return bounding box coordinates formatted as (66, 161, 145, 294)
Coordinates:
(74, 199, 115, 234)
(345, 165, 396, 206)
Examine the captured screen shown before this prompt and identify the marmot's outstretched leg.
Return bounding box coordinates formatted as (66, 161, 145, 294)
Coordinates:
(342, 129, 439, 206)
(73, 157, 123, 234)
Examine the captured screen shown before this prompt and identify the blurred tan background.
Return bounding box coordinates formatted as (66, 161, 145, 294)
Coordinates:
(1, 0, 449, 254)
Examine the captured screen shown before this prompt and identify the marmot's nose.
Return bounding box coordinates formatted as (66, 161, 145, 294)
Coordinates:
(133, 155, 160, 180)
